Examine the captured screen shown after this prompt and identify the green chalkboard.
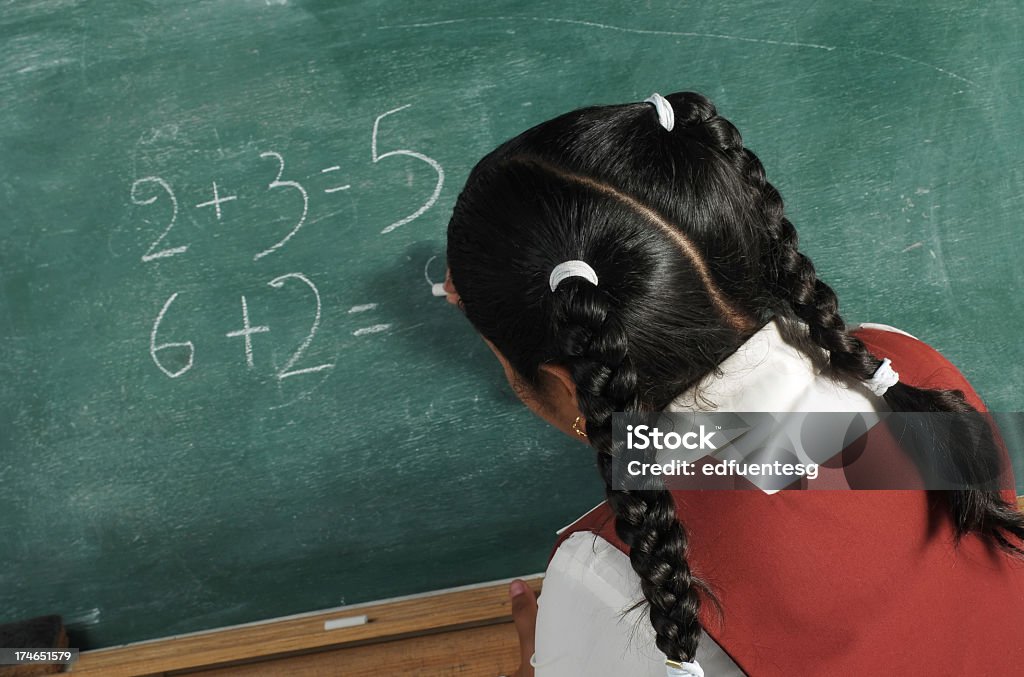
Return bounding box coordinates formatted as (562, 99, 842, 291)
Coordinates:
(2, 0, 1022, 650)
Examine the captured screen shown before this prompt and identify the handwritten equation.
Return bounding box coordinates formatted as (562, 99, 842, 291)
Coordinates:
(135, 105, 444, 381)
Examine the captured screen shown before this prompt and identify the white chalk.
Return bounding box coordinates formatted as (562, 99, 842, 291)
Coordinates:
(323, 614, 369, 631)
(431, 282, 446, 297)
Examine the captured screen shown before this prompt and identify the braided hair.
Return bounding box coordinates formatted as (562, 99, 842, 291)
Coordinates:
(445, 91, 1024, 663)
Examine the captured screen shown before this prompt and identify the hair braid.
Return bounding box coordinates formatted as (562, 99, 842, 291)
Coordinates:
(554, 281, 705, 662)
(670, 91, 875, 373)
(771, 227, 1024, 550)
(710, 120, 1024, 552)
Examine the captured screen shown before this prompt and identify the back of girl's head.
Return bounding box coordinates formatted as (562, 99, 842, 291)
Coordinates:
(447, 92, 774, 423)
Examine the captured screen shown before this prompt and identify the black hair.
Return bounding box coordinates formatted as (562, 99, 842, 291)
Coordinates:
(445, 91, 1024, 663)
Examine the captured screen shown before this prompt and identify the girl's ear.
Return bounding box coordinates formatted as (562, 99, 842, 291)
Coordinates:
(537, 364, 586, 440)
(537, 363, 578, 410)
(480, 336, 584, 440)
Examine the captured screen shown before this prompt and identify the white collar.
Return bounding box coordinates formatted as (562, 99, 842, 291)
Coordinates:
(668, 318, 880, 414)
(559, 318, 886, 530)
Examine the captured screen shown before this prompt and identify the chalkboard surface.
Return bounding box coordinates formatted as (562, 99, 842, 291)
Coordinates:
(2, 0, 1022, 650)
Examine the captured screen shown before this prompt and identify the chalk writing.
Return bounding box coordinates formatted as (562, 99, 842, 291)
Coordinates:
(225, 295, 270, 368)
(150, 292, 194, 378)
(195, 181, 237, 221)
(134, 106, 444, 386)
(254, 151, 309, 260)
(372, 104, 444, 234)
(133, 177, 185, 262)
(320, 165, 351, 193)
(424, 254, 447, 296)
(267, 273, 334, 380)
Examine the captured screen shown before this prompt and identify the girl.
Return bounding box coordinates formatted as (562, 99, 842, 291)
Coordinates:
(443, 91, 1024, 676)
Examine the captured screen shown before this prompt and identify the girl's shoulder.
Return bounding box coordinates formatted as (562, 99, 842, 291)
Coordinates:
(537, 529, 745, 676)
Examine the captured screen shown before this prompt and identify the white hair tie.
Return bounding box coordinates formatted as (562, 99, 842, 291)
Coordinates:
(644, 92, 675, 131)
(666, 658, 704, 677)
(865, 357, 900, 396)
(548, 260, 599, 291)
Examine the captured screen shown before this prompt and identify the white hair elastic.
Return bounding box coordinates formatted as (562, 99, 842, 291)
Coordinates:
(666, 658, 704, 677)
(644, 92, 675, 131)
(865, 357, 900, 396)
(548, 260, 599, 291)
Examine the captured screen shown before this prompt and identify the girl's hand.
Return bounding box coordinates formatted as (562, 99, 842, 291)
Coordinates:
(443, 268, 462, 308)
(509, 579, 537, 677)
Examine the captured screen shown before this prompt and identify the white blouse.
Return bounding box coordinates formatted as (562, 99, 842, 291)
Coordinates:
(532, 319, 905, 676)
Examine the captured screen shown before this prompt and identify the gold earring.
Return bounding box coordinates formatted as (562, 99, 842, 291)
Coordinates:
(572, 415, 588, 438)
